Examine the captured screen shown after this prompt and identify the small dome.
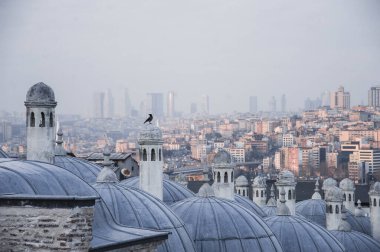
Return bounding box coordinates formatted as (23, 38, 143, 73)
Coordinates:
(296, 199, 326, 227)
(138, 124, 163, 143)
(330, 230, 380, 252)
(265, 215, 345, 252)
(322, 178, 337, 190)
(339, 178, 355, 191)
(277, 170, 295, 184)
(0, 160, 97, 198)
(235, 194, 267, 218)
(252, 176, 267, 188)
(213, 149, 232, 164)
(25, 82, 56, 106)
(120, 176, 195, 205)
(172, 197, 283, 252)
(235, 175, 249, 187)
(369, 182, 380, 195)
(325, 186, 343, 202)
(197, 183, 215, 197)
(94, 183, 196, 252)
(54, 156, 102, 183)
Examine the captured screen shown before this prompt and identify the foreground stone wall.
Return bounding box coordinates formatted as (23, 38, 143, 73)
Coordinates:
(0, 206, 93, 251)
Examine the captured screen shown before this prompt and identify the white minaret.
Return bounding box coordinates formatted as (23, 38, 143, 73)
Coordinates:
(369, 182, 380, 241)
(339, 178, 355, 213)
(235, 175, 249, 198)
(212, 149, 234, 200)
(25, 82, 57, 164)
(138, 124, 164, 200)
(325, 186, 343, 231)
(275, 170, 297, 215)
(252, 176, 267, 207)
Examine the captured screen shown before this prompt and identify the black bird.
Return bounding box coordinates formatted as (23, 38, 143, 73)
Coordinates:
(144, 114, 153, 124)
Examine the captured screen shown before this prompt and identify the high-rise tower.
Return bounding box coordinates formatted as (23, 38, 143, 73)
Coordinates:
(167, 91, 175, 117)
(25, 82, 57, 163)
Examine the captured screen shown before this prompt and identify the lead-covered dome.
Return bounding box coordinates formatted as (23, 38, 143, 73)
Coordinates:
(235, 194, 267, 218)
(93, 183, 195, 252)
(171, 197, 282, 252)
(296, 199, 326, 227)
(120, 176, 195, 205)
(54, 156, 102, 184)
(265, 215, 345, 252)
(213, 149, 232, 164)
(138, 124, 163, 142)
(322, 178, 337, 191)
(330, 230, 380, 252)
(25, 82, 56, 106)
(0, 159, 97, 198)
(339, 178, 355, 191)
(235, 175, 249, 187)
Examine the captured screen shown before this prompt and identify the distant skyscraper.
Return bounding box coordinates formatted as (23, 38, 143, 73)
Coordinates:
(320, 91, 330, 107)
(190, 102, 197, 114)
(167, 91, 175, 117)
(249, 96, 257, 113)
(368, 86, 380, 109)
(201, 95, 209, 115)
(281, 94, 286, 112)
(124, 88, 132, 117)
(330, 86, 350, 109)
(93, 92, 105, 118)
(146, 93, 164, 117)
(269, 96, 276, 112)
(106, 89, 114, 118)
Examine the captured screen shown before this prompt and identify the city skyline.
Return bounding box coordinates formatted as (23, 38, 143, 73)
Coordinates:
(1, 0, 380, 115)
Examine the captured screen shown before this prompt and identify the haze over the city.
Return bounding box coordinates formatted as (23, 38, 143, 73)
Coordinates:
(0, 0, 380, 115)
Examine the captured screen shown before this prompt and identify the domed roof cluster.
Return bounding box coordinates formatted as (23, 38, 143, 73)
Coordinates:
(138, 124, 163, 143)
(339, 178, 355, 191)
(54, 156, 101, 184)
(25, 82, 56, 106)
(0, 159, 97, 198)
(92, 182, 195, 252)
(213, 149, 232, 165)
(171, 196, 282, 252)
(120, 176, 195, 205)
(235, 175, 249, 187)
(296, 199, 326, 227)
(252, 175, 266, 187)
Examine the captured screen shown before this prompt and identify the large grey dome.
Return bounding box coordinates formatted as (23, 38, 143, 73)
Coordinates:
(171, 197, 283, 252)
(92, 183, 196, 252)
(54, 156, 102, 184)
(330, 230, 380, 252)
(25, 82, 56, 106)
(265, 215, 345, 252)
(296, 199, 326, 227)
(235, 194, 267, 218)
(120, 176, 195, 205)
(0, 159, 97, 198)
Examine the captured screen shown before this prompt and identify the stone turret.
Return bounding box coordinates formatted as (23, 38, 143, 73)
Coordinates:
(339, 178, 355, 213)
(235, 175, 249, 198)
(325, 186, 343, 231)
(212, 149, 234, 200)
(369, 182, 380, 241)
(252, 175, 267, 207)
(138, 124, 164, 200)
(275, 170, 296, 215)
(25, 82, 57, 163)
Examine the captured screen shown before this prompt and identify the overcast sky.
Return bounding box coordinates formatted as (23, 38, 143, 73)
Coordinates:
(0, 0, 380, 116)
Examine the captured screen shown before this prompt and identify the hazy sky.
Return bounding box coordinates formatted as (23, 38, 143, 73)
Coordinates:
(1, 0, 380, 116)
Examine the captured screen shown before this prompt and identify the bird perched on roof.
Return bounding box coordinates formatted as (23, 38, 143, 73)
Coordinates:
(144, 114, 153, 124)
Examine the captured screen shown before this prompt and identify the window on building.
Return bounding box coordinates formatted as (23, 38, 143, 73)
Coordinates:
(49, 112, 53, 127)
(224, 172, 228, 183)
(143, 149, 147, 161)
(151, 149, 156, 161)
(288, 190, 291, 200)
(217, 172, 221, 183)
(256, 190, 259, 197)
(159, 149, 162, 161)
(231, 171, 233, 182)
(30, 112, 35, 127)
(261, 191, 263, 197)
(343, 194, 346, 201)
(40, 112, 45, 127)
(375, 198, 377, 207)
(335, 205, 339, 214)
(243, 190, 245, 196)
(329, 205, 333, 213)
(348, 194, 351, 202)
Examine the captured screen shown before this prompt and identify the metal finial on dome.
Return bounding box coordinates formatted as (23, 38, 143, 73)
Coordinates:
(55, 126, 67, 156)
(277, 187, 290, 216)
(197, 183, 215, 197)
(337, 206, 352, 232)
(267, 184, 277, 206)
(312, 180, 322, 200)
(96, 145, 118, 183)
